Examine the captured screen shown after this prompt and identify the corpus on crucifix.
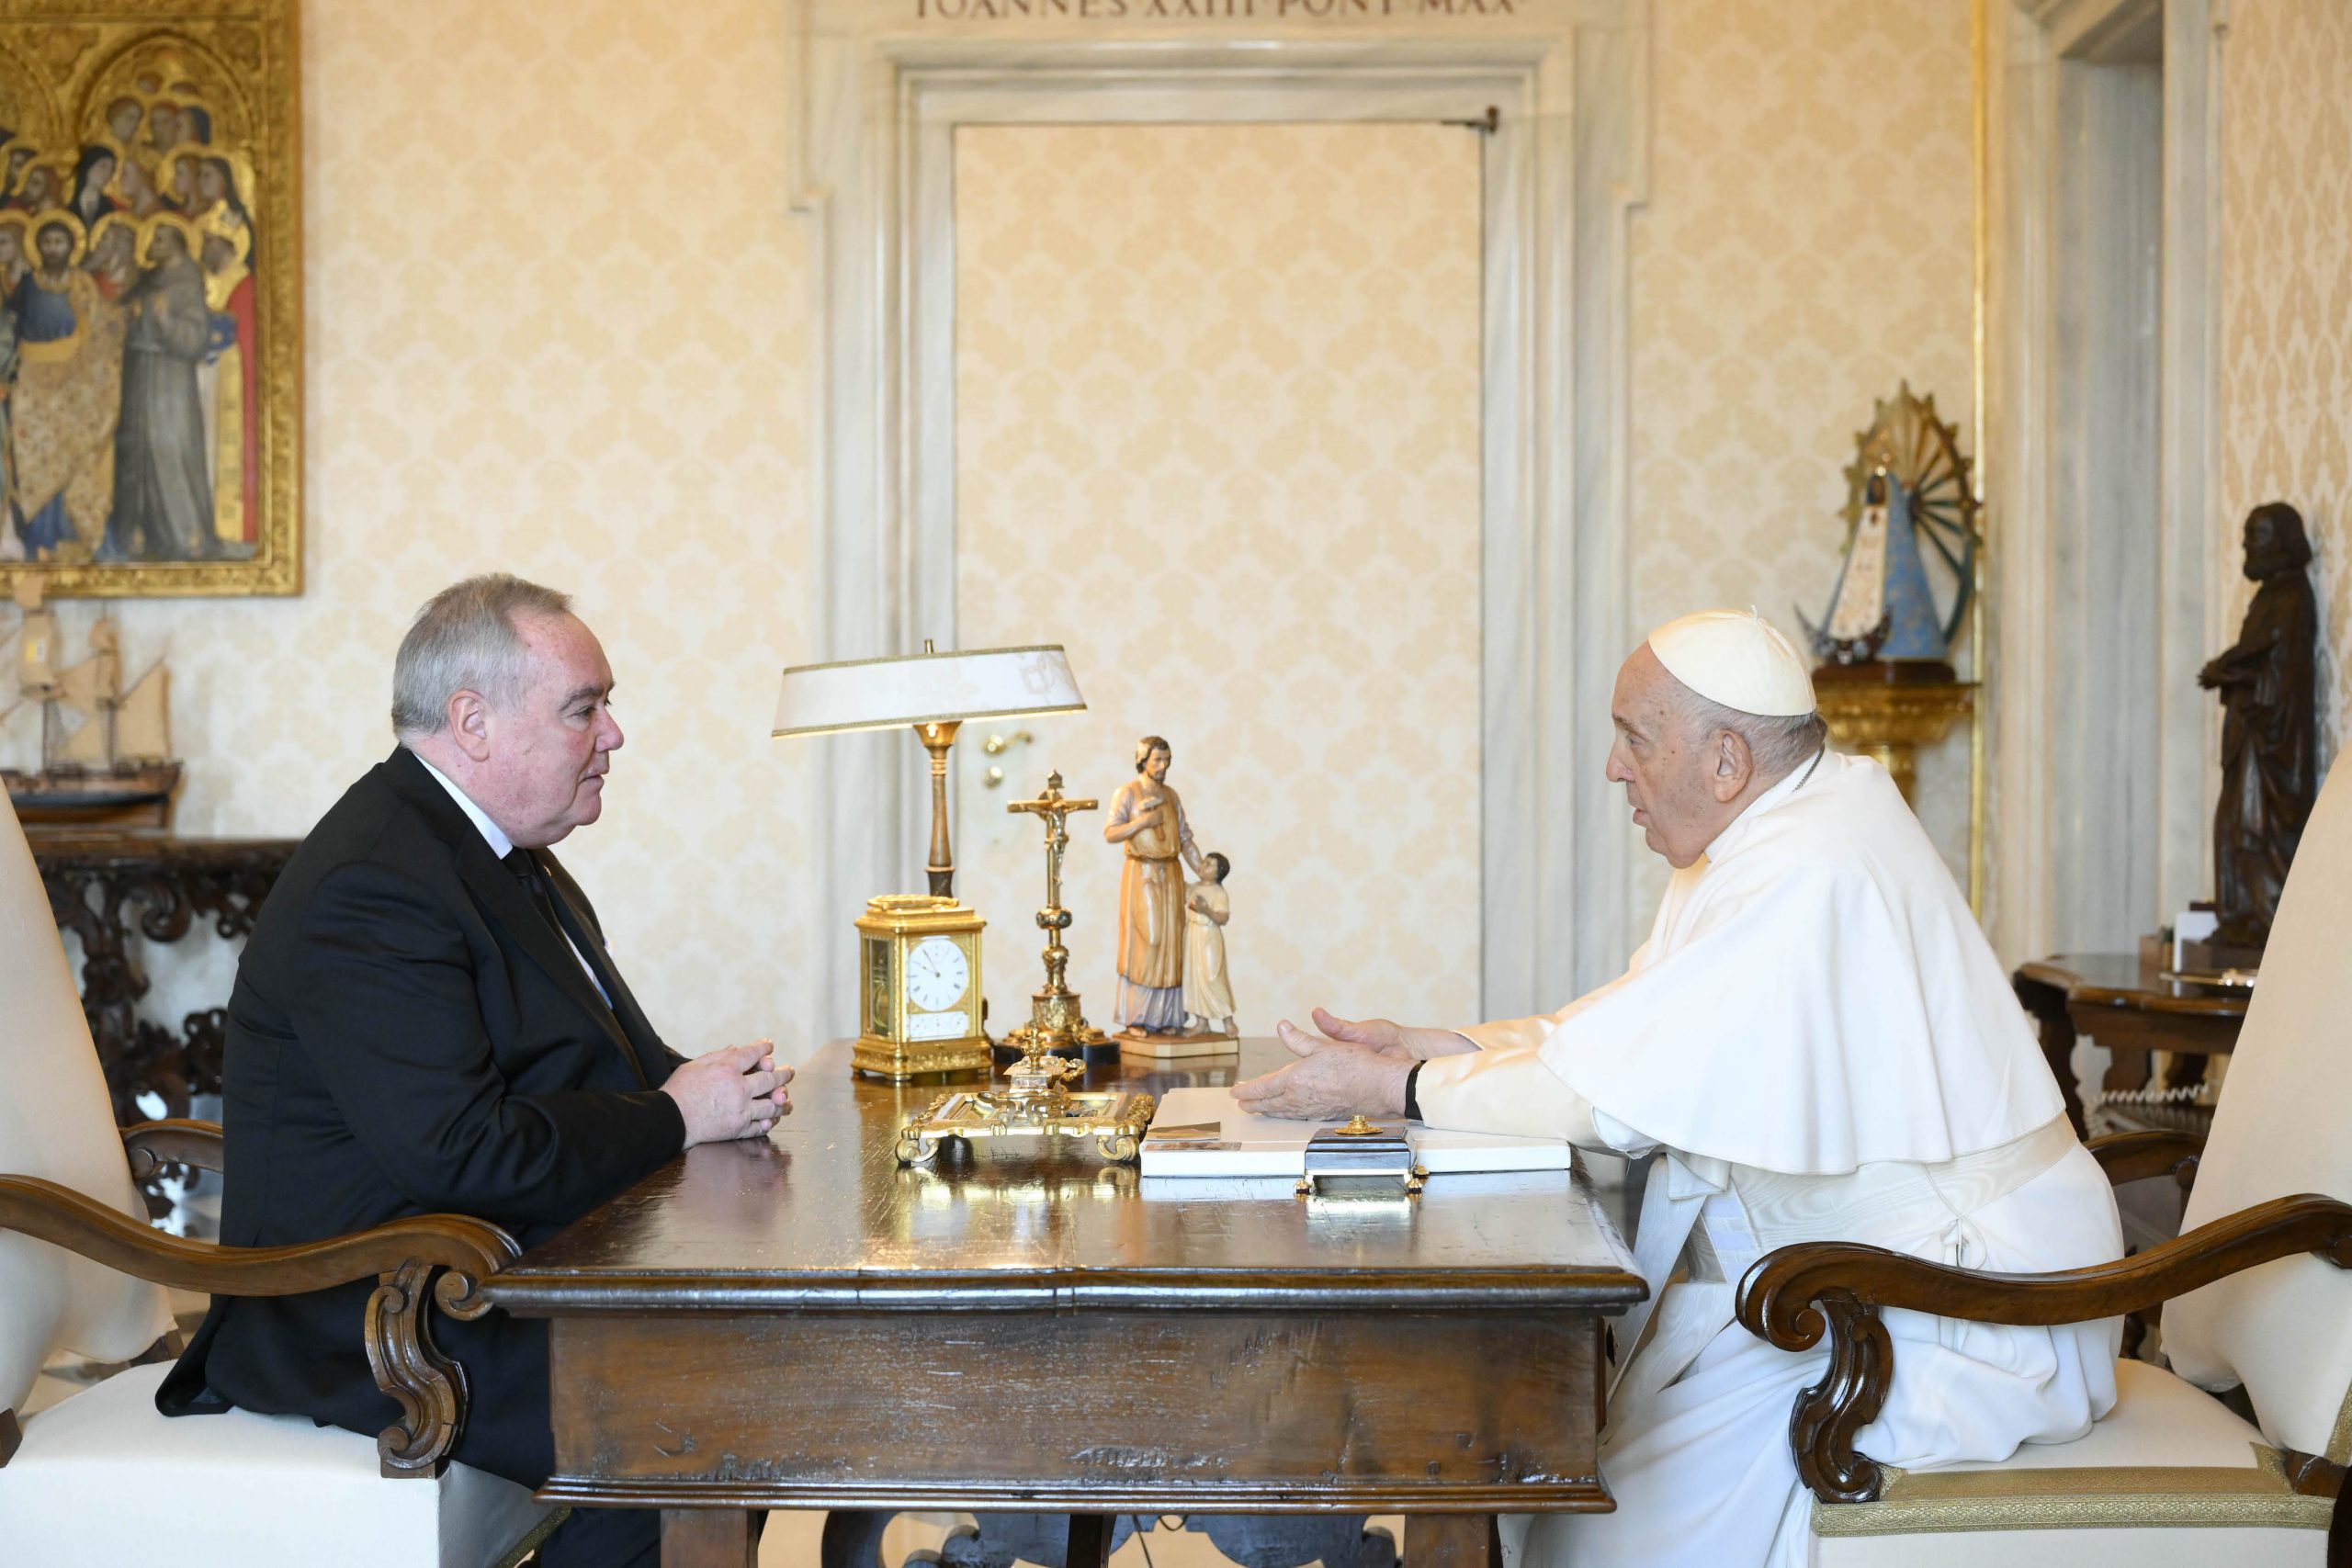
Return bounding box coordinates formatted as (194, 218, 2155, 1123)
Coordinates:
(1001, 771, 1114, 1063)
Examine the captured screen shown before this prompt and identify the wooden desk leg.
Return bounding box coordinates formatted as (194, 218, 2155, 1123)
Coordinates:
(1064, 1513, 1114, 1568)
(662, 1507, 755, 1568)
(1406, 1514, 1498, 1567)
(2104, 1045, 2154, 1100)
(2014, 975, 2084, 1134)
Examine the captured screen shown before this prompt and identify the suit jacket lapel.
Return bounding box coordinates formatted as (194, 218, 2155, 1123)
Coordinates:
(539, 852, 671, 1084)
(382, 749, 648, 1087)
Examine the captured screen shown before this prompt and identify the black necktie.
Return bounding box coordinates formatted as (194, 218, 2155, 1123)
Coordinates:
(503, 847, 624, 1011)
(503, 848, 649, 1088)
(503, 846, 568, 942)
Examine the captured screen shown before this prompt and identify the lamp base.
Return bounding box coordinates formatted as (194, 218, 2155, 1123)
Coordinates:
(853, 1033, 993, 1081)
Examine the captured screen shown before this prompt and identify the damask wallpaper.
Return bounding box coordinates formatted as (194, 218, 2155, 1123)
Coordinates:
(2218, 0, 2350, 767)
(0, 0, 1987, 1055)
(953, 123, 1485, 1037)
(1626, 0, 1978, 908)
(15, 0, 820, 1057)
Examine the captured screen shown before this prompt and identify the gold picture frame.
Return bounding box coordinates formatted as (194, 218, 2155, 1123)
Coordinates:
(0, 0, 298, 597)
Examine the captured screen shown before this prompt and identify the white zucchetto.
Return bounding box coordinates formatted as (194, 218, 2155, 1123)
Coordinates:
(1646, 609, 1817, 717)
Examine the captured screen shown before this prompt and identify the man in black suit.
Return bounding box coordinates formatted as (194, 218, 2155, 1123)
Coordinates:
(159, 574, 790, 1567)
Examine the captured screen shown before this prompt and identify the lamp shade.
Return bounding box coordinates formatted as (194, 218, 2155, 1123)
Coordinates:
(772, 644, 1086, 738)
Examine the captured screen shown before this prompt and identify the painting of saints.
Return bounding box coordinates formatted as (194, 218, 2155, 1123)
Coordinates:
(0, 140, 32, 200)
(198, 216, 254, 547)
(191, 152, 253, 243)
(159, 144, 200, 214)
(65, 145, 117, 230)
(103, 152, 164, 219)
(84, 212, 136, 300)
(7, 157, 62, 214)
(10, 212, 122, 561)
(0, 213, 28, 295)
(96, 96, 143, 162)
(104, 212, 211, 560)
(0, 10, 299, 592)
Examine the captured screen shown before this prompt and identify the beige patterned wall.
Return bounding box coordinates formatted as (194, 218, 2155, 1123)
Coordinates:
(1, 0, 1990, 1051)
(1627, 0, 1978, 909)
(7, 0, 819, 1059)
(2218, 0, 2352, 766)
(953, 123, 1485, 1036)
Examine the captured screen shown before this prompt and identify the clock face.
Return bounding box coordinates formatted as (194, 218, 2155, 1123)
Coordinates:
(905, 936, 970, 1012)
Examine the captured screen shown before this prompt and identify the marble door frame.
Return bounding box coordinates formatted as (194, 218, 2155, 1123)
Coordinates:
(1986, 0, 2224, 959)
(786, 1, 1652, 1036)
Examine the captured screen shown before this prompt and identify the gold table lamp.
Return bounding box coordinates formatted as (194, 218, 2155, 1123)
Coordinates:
(773, 642, 1085, 1079)
(771, 641, 1086, 897)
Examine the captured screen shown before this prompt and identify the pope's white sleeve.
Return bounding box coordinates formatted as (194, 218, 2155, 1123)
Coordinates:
(1453, 1011, 1566, 1055)
(1414, 1044, 1652, 1154)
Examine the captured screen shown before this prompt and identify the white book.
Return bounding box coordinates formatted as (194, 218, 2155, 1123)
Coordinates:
(1138, 1086, 1572, 1179)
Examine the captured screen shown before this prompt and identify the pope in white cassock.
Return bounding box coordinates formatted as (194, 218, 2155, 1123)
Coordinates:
(1237, 610, 2125, 1568)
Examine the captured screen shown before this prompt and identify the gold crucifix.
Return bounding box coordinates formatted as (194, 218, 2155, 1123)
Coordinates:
(1008, 771, 1097, 913)
(1001, 771, 1112, 1062)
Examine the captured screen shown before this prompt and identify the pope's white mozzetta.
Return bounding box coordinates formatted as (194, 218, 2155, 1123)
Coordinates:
(1416, 747, 2122, 1568)
(1645, 607, 1818, 717)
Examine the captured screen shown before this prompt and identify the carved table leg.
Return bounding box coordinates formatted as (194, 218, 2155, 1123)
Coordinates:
(2164, 1052, 2211, 1093)
(2013, 974, 2083, 1134)
(662, 1507, 755, 1568)
(818, 1508, 894, 1568)
(2103, 1046, 2154, 1100)
(1064, 1514, 1114, 1568)
(1404, 1514, 1497, 1567)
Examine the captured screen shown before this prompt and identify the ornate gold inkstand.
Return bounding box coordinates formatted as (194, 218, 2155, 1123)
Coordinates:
(894, 1038, 1155, 1167)
(895, 773, 1149, 1166)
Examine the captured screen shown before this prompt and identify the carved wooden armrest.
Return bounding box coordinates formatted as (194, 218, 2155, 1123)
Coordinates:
(2084, 1128, 2205, 1190)
(121, 1118, 228, 1180)
(1735, 1193, 2352, 1505)
(0, 1173, 520, 1478)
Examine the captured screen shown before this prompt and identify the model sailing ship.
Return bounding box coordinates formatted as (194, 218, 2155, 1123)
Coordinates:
(4, 581, 178, 827)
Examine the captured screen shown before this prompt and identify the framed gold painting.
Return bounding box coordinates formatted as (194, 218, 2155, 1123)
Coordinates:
(0, 0, 297, 597)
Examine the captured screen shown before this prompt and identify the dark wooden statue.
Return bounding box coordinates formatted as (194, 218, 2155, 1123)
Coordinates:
(2199, 502, 2318, 946)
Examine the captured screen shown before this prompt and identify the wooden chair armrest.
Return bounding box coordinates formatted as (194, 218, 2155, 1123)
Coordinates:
(2083, 1128, 2205, 1190)
(0, 1173, 520, 1478)
(1735, 1193, 2352, 1505)
(120, 1119, 227, 1179)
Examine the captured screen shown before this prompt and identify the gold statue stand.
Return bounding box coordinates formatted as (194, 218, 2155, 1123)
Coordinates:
(1812, 664, 1975, 806)
(999, 773, 1117, 1065)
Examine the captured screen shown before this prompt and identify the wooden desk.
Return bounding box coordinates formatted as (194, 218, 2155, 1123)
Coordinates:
(481, 1040, 1645, 1568)
(2013, 953, 2249, 1134)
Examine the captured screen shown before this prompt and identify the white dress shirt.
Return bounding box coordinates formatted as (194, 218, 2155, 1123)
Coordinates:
(410, 749, 611, 1006)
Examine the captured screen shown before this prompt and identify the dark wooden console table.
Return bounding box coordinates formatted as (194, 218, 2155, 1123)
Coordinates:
(2012, 953, 2249, 1135)
(481, 1039, 1646, 1568)
(30, 831, 298, 1141)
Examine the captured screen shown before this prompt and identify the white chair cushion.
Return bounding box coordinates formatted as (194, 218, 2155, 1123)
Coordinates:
(1811, 1359, 2329, 1566)
(0, 1363, 556, 1568)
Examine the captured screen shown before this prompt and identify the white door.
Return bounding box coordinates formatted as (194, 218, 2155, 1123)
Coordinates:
(952, 121, 1485, 1042)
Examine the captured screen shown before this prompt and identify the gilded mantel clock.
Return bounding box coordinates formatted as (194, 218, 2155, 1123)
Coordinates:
(854, 895, 990, 1079)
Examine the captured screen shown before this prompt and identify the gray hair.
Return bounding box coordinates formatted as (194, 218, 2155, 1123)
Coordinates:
(390, 573, 571, 739)
(1673, 687, 1828, 782)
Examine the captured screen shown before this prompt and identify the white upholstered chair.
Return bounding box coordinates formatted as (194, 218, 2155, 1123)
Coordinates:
(1737, 759, 2352, 1565)
(0, 794, 556, 1566)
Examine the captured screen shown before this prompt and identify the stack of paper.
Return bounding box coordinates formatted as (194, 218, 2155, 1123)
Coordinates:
(1139, 1087, 1572, 1178)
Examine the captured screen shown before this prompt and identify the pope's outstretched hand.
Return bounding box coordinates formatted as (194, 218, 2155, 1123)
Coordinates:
(1234, 1012, 1420, 1121)
(1296, 1007, 1478, 1063)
